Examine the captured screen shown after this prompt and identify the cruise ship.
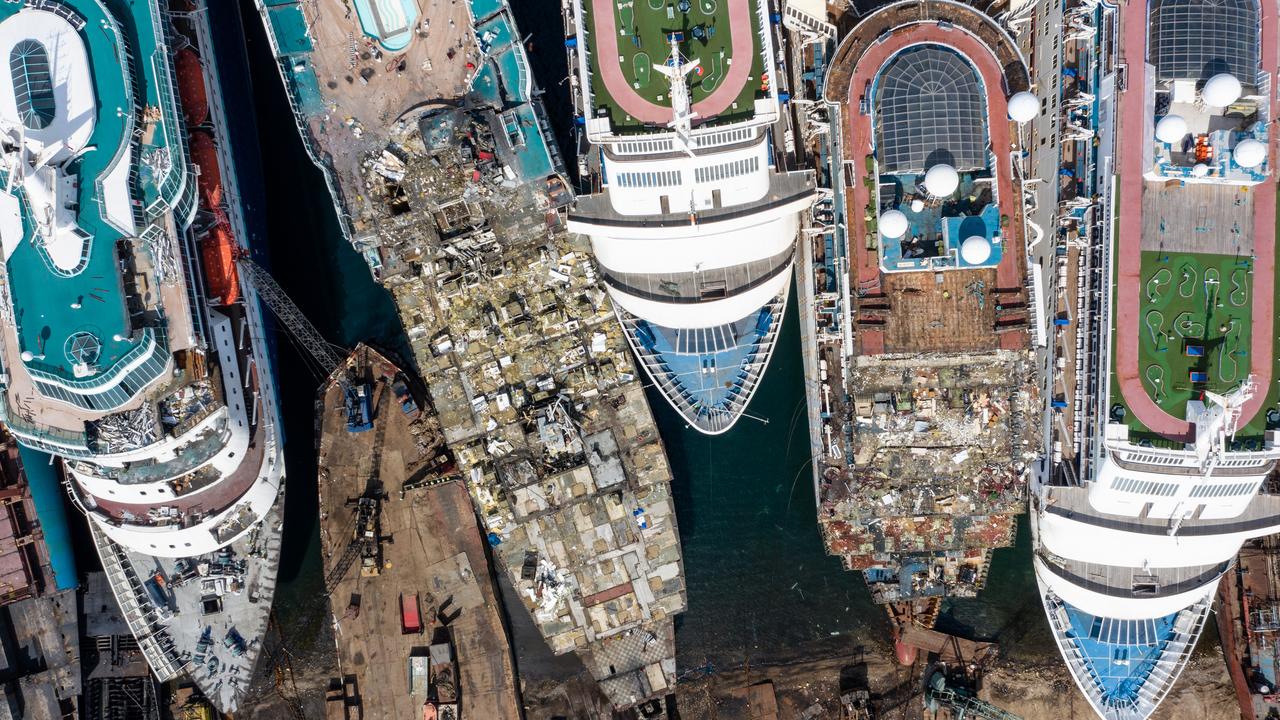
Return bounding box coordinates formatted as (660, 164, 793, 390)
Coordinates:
(1034, 0, 1280, 715)
(813, 0, 1042, 656)
(563, 0, 816, 434)
(0, 0, 284, 711)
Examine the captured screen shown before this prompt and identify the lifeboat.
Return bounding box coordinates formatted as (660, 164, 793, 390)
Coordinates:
(201, 222, 239, 306)
(188, 130, 223, 210)
(175, 48, 209, 127)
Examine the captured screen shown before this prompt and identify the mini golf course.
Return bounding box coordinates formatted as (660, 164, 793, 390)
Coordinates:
(584, 0, 765, 129)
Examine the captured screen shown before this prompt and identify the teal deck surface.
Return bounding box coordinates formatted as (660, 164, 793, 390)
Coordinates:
(0, 0, 190, 386)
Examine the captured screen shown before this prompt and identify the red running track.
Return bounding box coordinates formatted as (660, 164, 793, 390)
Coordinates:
(1112, 0, 1277, 441)
(590, 0, 757, 124)
(840, 25, 1021, 354)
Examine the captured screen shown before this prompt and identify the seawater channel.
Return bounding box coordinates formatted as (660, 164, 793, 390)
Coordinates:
(233, 0, 1054, 680)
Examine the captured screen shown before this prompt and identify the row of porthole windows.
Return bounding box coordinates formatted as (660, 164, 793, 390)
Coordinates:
(694, 127, 754, 148)
(1121, 452, 1183, 466)
(616, 138, 674, 155)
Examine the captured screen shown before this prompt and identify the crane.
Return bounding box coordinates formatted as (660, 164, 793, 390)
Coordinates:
(235, 255, 345, 375)
(924, 666, 1022, 720)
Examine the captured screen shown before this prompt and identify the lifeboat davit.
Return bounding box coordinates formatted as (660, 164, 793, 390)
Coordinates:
(201, 222, 239, 306)
(175, 48, 208, 127)
(188, 130, 223, 210)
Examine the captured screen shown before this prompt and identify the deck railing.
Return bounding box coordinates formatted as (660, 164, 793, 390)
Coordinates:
(90, 525, 189, 681)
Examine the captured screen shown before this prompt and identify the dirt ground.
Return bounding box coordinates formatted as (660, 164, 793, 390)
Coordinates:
(660, 642, 1237, 720)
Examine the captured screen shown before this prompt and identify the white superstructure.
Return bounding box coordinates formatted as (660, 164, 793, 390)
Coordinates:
(565, 0, 815, 433)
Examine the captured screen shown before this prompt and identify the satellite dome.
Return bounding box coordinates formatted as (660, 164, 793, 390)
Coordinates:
(880, 209, 908, 239)
(923, 164, 959, 197)
(1191, 163, 1210, 177)
(960, 235, 992, 265)
(1155, 115, 1188, 144)
(1007, 91, 1040, 123)
(1202, 73, 1242, 107)
(19, 351, 32, 362)
(1234, 138, 1266, 168)
(910, 199, 925, 212)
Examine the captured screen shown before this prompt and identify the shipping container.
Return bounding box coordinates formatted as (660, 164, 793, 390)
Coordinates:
(401, 593, 422, 634)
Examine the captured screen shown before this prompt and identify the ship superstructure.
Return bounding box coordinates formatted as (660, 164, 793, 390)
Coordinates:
(814, 0, 1042, 652)
(0, 0, 284, 711)
(1034, 0, 1280, 716)
(564, 0, 815, 434)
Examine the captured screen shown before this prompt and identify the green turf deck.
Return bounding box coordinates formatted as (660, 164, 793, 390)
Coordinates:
(1109, 246, 1279, 445)
(583, 0, 765, 131)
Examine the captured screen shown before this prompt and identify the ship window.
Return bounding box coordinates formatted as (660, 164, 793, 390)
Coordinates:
(10, 40, 55, 130)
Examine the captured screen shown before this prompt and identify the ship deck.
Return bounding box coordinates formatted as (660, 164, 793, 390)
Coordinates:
(1109, 0, 1280, 444)
(580, 0, 764, 129)
(110, 487, 283, 713)
(816, 3, 1037, 587)
(830, 15, 1030, 356)
(0, 1, 144, 384)
(316, 346, 520, 719)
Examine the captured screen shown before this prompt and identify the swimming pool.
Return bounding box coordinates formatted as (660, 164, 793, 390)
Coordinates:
(353, 0, 419, 52)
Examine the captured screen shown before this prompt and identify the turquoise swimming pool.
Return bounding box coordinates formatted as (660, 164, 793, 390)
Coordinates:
(353, 0, 419, 52)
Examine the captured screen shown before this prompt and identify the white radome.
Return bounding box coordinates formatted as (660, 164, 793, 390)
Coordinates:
(1191, 163, 1209, 177)
(20, 351, 32, 362)
(923, 164, 959, 197)
(910, 199, 925, 212)
(960, 235, 991, 265)
(1202, 73, 1242, 107)
(1008, 91, 1040, 123)
(1234, 138, 1266, 168)
(880, 209, 908, 238)
(1155, 115, 1188, 144)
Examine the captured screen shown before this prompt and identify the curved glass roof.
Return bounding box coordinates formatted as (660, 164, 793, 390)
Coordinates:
(874, 44, 987, 174)
(10, 39, 55, 129)
(1150, 0, 1259, 82)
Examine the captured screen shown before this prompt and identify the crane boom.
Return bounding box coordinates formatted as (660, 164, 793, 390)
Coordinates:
(236, 257, 345, 374)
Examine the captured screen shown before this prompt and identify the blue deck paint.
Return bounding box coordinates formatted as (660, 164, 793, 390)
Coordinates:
(634, 306, 774, 420)
(1063, 602, 1179, 705)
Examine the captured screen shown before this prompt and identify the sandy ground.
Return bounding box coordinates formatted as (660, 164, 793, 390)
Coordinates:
(656, 642, 1236, 720)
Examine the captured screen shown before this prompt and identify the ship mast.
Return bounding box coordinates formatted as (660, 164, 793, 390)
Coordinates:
(653, 33, 699, 156)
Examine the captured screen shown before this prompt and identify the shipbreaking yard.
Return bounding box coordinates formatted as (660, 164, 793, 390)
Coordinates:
(317, 346, 520, 720)
(371, 124, 687, 707)
(259, 0, 688, 710)
(818, 351, 1040, 589)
